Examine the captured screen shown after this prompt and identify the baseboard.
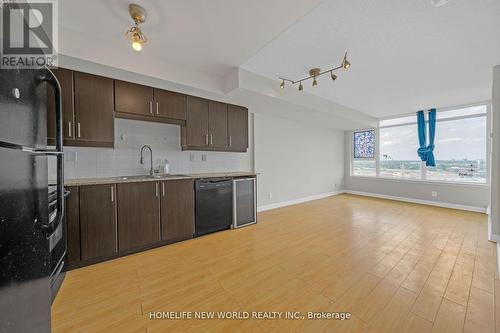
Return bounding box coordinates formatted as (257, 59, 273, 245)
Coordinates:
(344, 190, 487, 213)
(257, 190, 344, 212)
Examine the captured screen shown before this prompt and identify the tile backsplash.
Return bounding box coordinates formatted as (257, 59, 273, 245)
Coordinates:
(49, 118, 253, 181)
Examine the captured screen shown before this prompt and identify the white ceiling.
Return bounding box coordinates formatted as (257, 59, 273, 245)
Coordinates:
(58, 0, 322, 78)
(242, 0, 500, 117)
(59, 0, 500, 120)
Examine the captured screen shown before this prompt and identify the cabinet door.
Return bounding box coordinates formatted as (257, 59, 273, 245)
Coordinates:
(208, 101, 228, 149)
(114, 80, 154, 116)
(117, 182, 160, 251)
(160, 180, 194, 241)
(73, 72, 115, 146)
(154, 89, 186, 121)
(47, 68, 74, 141)
(65, 186, 80, 265)
(185, 96, 209, 147)
(80, 184, 117, 261)
(227, 105, 248, 151)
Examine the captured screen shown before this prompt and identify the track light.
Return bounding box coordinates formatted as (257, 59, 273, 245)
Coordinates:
(277, 50, 350, 90)
(342, 52, 351, 70)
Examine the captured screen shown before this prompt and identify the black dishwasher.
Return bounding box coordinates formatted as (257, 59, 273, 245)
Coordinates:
(195, 179, 233, 237)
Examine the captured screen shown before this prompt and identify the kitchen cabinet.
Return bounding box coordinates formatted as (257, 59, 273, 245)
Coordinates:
(160, 180, 194, 241)
(208, 101, 228, 149)
(154, 89, 186, 121)
(182, 96, 210, 148)
(227, 104, 249, 152)
(79, 184, 117, 261)
(182, 100, 248, 152)
(65, 186, 80, 266)
(114, 81, 187, 124)
(47, 68, 74, 144)
(114, 80, 153, 116)
(116, 182, 161, 252)
(73, 72, 115, 147)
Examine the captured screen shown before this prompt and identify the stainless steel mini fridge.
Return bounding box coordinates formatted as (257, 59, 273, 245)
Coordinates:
(232, 177, 257, 228)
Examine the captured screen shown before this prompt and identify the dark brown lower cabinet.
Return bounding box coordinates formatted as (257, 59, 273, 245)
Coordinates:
(65, 186, 80, 266)
(79, 184, 117, 261)
(160, 180, 195, 240)
(117, 182, 161, 252)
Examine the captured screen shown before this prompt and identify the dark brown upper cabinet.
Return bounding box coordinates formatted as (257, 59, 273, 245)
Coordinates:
(114, 80, 154, 116)
(47, 68, 75, 145)
(182, 96, 210, 148)
(160, 180, 194, 241)
(47, 69, 115, 148)
(227, 104, 249, 152)
(154, 89, 186, 121)
(116, 182, 161, 252)
(114, 81, 186, 125)
(208, 101, 228, 149)
(182, 99, 248, 152)
(73, 72, 115, 147)
(79, 184, 117, 261)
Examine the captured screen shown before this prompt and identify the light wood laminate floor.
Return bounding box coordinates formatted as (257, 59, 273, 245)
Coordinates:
(52, 194, 498, 333)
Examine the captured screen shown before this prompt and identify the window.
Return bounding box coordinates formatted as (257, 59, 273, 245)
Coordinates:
(351, 104, 489, 184)
(352, 130, 376, 176)
(353, 130, 375, 158)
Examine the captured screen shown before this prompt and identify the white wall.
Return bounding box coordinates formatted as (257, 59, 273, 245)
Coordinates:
(343, 131, 490, 211)
(254, 113, 344, 208)
(491, 65, 500, 236)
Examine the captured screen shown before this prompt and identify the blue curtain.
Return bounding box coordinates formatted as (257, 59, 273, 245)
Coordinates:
(416, 108, 437, 167)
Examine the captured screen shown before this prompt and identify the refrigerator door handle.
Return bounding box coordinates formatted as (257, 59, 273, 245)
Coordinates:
(37, 68, 64, 235)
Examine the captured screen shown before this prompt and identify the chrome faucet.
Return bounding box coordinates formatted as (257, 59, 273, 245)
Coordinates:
(140, 145, 153, 176)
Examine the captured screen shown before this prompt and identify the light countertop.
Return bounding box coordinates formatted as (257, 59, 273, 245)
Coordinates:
(55, 172, 257, 186)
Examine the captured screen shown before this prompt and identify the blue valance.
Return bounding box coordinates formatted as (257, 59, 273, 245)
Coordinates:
(417, 109, 436, 167)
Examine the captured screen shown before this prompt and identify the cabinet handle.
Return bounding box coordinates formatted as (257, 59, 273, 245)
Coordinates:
(110, 186, 114, 202)
(162, 182, 165, 196)
(210, 134, 213, 146)
(77, 122, 81, 138)
(68, 121, 72, 137)
(155, 182, 159, 197)
(149, 101, 153, 114)
(228, 136, 232, 147)
(156, 102, 159, 115)
(205, 134, 209, 146)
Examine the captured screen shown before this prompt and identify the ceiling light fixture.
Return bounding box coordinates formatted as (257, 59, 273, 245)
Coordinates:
(125, 4, 148, 52)
(278, 51, 350, 91)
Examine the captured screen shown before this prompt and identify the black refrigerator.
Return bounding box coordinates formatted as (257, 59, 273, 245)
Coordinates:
(0, 68, 64, 332)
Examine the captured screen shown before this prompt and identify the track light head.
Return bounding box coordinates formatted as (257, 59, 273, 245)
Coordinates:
(280, 80, 285, 89)
(342, 52, 351, 70)
(312, 77, 317, 87)
(299, 82, 303, 91)
(331, 71, 338, 81)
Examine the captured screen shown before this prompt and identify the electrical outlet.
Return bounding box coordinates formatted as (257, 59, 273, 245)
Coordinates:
(189, 153, 195, 162)
(269, 192, 273, 199)
(201, 154, 207, 162)
(431, 191, 438, 198)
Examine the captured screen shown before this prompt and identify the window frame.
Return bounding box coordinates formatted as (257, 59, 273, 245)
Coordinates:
(350, 101, 491, 187)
